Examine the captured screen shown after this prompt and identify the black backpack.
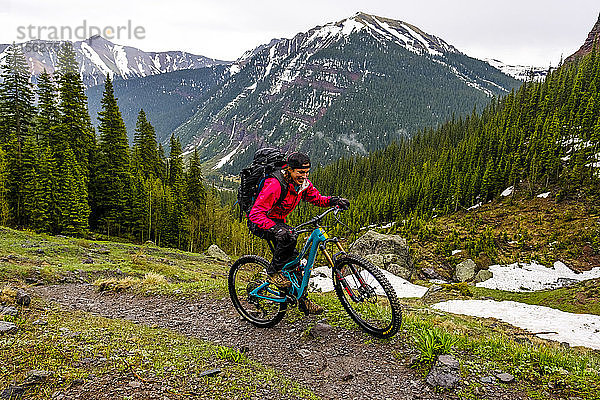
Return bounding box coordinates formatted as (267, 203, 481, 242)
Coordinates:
(237, 148, 288, 221)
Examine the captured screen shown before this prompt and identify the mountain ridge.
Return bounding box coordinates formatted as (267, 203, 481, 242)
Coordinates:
(169, 12, 520, 171)
(0, 36, 230, 87)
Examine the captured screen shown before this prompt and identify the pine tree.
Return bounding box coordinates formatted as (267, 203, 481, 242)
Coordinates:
(186, 149, 206, 252)
(165, 134, 185, 247)
(132, 109, 160, 178)
(57, 147, 89, 235)
(35, 70, 60, 147)
(33, 145, 56, 232)
(93, 75, 132, 236)
(0, 44, 35, 144)
(0, 147, 8, 225)
(56, 42, 96, 173)
(0, 44, 36, 227)
(21, 134, 38, 228)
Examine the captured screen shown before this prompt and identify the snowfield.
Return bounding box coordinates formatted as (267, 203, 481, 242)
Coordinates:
(476, 261, 600, 292)
(432, 300, 600, 350)
(309, 266, 428, 298)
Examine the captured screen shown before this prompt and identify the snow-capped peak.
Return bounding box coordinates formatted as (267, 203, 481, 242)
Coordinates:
(308, 12, 460, 57)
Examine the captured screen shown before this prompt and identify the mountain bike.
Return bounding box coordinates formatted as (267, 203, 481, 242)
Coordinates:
(228, 207, 402, 339)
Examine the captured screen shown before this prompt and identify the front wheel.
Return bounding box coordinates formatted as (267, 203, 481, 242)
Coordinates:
(332, 254, 401, 338)
(228, 255, 287, 328)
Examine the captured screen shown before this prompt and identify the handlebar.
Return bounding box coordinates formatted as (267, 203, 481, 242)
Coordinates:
(293, 207, 341, 232)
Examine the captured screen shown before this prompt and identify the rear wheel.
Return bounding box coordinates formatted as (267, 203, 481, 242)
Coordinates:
(228, 255, 287, 328)
(332, 254, 401, 338)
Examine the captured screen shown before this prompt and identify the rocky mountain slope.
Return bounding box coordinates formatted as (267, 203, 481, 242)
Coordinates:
(484, 58, 548, 81)
(171, 12, 520, 171)
(86, 65, 232, 143)
(0, 36, 228, 87)
(566, 13, 600, 63)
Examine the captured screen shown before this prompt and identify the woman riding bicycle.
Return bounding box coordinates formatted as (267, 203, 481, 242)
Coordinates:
(247, 152, 349, 314)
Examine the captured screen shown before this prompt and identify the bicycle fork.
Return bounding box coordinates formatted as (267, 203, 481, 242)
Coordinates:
(323, 242, 369, 303)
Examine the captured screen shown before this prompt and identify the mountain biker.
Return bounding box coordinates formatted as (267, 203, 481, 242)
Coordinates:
(247, 152, 350, 314)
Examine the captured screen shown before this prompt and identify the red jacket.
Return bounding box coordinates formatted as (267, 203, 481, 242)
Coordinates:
(249, 176, 331, 230)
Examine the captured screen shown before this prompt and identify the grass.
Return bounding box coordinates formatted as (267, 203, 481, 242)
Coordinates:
(2, 224, 600, 399)
(0, 226, 228, 298)
(0, 289, 319, 400)
(399, 194, 600, 277)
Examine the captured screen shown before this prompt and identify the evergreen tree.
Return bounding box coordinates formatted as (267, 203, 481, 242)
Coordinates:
(35, 70, 59, 147)
(0, 44, 35, 227)
(132, 109, 160, 178)
(56, 42, 96, 172)
(57, 147, 89, 235)
(93, 75, 132, 236)
(165, 134, 185, 247)
(186, 149, 206, 252)
(0, 147, 8, 225)
(0, 44, 35, 144)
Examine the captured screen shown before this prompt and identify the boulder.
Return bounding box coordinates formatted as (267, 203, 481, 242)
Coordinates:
(426, 354, 461, 389)
(454, 259, 477, 282)
(206, 245, 231, 262)
(351, 230, 413, 278)
(0, 321, 17, 335)
(473, 269, 493, 283)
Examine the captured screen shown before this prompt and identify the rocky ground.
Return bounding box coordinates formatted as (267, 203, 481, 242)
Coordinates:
(26, 283, 531, 400)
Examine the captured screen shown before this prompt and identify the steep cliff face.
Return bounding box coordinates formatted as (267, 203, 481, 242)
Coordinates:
(566, 13, 600, 63)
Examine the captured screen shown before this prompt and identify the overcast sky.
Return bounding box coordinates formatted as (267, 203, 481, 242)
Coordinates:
(1, 0, 598, 67)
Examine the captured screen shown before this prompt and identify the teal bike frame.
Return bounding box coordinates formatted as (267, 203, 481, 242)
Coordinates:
(248, 208, 343, 303)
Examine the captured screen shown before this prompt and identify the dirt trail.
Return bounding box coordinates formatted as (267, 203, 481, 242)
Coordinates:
(31, 284, 526, 400)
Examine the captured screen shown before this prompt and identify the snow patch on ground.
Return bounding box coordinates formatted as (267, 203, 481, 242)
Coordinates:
(432, 300, 600, 350)
(213, 142, 242, 169)
(467, 202, 482, 211)
(476, 261, 600, 292)
(309, 266, 427, 298)
(501, 186, 514, 197)
(537, 192, 551, 198)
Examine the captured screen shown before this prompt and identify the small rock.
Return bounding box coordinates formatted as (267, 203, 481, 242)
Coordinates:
(341, 373, 354, 382)
(426, 354, 461, 389)
(198, 369, 221, 378)
(0, 385, 25, 399)
(32, 320, 48, 326)
(297, 349, 311, 358)
(24, 370, 53, 385)
(480, 375, 495, 384)
(15, 290, 31, 306)
(128, 381, 142, 388)
(473, 269, 493, 283)
(0, 321, 17, 334)
(422, 267, 444, 280)
(0, 306, 18, 318)
(495, 372, 515, 383)
(311, 322, 333, 337)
